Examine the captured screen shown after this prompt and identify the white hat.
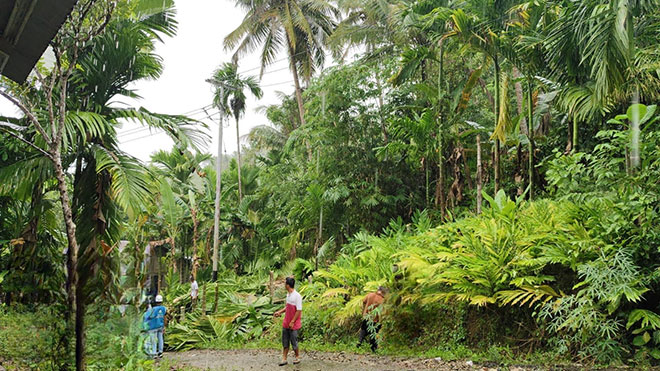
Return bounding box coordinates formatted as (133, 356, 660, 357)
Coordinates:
(155, 295, 163, 303)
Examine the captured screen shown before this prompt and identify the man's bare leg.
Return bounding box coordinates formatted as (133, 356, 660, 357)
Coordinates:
(282, 347, 289, 362)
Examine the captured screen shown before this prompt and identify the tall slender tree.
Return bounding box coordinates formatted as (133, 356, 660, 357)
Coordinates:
(0, 1, 205, 368)
(501, 1, 554, 199)
(446, 0, 519, 192)
(208, 63, 263, 202)
(545, 0, 660, 152)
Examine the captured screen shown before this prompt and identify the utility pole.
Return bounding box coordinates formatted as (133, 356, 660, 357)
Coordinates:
(211, 93, 224, 281)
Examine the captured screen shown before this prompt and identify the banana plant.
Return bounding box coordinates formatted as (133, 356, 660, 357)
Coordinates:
(159, 179, 182, 272)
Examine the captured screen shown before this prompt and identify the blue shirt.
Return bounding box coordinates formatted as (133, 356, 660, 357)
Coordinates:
(142, 308, 153, 331)
(150, 305, 166, 329)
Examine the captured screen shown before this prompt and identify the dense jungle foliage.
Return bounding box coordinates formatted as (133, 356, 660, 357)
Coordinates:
(0, 0, 659, 369)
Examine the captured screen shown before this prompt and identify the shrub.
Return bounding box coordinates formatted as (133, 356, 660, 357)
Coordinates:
(0, 305, 68, 369)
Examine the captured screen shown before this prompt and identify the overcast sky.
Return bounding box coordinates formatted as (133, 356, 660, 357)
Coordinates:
(115, 0, 299, 162)
(0, 0, 298, 163)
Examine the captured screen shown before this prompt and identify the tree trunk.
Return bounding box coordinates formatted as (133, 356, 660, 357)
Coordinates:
(527, 80, 535, 200)
(435, 41, 446, 218)
(171, 238, 177, 273)
(191, 208, 199, 278)
(316, 208, 323, 271)
(461, 145, 473, 190)
(425, 158, 430, 208)
(572, 114, 578, 153)
(213, 284, 219, 312)
(53, 152, 80, 371)
(235, 116, 243, 202)
(512, 67, 527, 134)
(287, 40, 306, 127)
(436, 137, 446, 218)
(512, 67, 525, 179)
(494, 58, 501, 193)
(212, 112, 224, 282)
(476, 134, 483, 214)
(371, 42, 388, 145)
(376, 80, 388, 144)
(75, 295, 86, 371)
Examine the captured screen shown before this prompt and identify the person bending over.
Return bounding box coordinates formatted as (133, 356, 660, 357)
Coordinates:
(358, 286, 387, 352)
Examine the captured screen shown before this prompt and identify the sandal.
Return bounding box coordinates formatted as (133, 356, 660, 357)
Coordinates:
(293, 358, 300, 365)
(278, 360, 288, 366)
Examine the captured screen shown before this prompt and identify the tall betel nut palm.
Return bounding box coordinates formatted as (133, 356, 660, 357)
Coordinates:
(0, 1, 205, 369)
(208, 62, 263, 202)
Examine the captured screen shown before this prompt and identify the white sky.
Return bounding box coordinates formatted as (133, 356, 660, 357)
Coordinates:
(115, 0, 297, 162)
(0, 0, 298, 163)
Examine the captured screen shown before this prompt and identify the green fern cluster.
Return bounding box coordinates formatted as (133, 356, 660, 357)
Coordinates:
(310, 173, 659, 362)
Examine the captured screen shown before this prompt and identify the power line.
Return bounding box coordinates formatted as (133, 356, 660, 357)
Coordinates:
(121, 19, 398, 143)
(260, 80, 295, 88)
(118, 108, 221, 144)
(235, 42, 336, 77)
(239, 63, 292, 78)
(117, 105, 218, 138)
(180, 104, 214, 116)
(121, 129, 166, 144)
(120, 12, 485, 143)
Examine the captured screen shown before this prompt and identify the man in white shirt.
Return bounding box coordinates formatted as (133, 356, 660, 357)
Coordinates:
(273, 277, 302, 366)
(190, 275, 199, 308)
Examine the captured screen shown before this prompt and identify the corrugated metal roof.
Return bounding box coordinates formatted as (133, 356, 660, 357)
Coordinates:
(0, 0, 78, 83)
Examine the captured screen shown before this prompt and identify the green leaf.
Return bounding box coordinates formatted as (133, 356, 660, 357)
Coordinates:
(650, 348, 660, 360)
(627, 104, 647, 123)
(633, 334, 650, 346)
(159, 179, 181, 234)
(627, 309, 660, 330)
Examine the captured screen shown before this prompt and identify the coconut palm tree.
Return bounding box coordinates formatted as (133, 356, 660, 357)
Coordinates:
(330, 0, 402, 55)
(208, 62, 263, 202)
(223, 0, 337, 126)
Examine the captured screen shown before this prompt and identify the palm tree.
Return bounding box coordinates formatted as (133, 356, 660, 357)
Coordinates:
(208, 62, 263, 202)
(151, 147, 211, 278)
(224, 0, 337, 126)
(65, 4, 210, 368)
(0, 2, 206, 368)
(446, 0, 520, 192)
(502, 1, 555, 199)
(330, 0, 402, 55)
(545, 0, 660, 152)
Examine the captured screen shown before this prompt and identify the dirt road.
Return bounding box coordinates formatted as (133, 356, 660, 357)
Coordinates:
(165, 349, 538, 371)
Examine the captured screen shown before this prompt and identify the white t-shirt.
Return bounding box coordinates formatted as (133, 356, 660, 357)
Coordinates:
(286, 290, 303, 310)
(191, 281, 199, 299)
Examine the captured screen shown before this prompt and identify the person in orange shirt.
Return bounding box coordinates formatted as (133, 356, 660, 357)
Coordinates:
(357, 286, 387, 352)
